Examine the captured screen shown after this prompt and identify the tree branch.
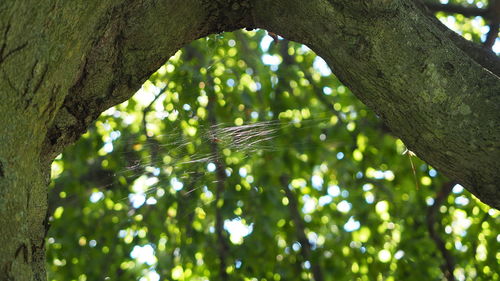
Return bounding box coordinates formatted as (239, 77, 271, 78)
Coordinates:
(254, 0, 500, 208)
(424, 2, 488, 17)
(417, 0, 500, 72)
(280, 175, 324, 281)
(207, 75, 230, 281)
(483, 0, 500, 49)
(426, 181, 455, 281)
(423, 0, 500, 50)
(484, 22, 499, 49)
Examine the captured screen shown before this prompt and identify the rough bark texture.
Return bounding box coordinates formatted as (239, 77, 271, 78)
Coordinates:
(0, 0, 251, 279)
(252, 0, 500, 207)
(0, 0, 498, 279)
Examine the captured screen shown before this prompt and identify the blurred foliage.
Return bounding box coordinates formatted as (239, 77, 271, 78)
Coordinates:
(47, 3, 499, 281)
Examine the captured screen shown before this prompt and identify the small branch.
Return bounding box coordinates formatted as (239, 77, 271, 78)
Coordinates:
(280, 175, 324, 281)
(424, 0, 499, 50)
(484, 22, 499, 49)
(484, 0, 500, 49)
(426, 181, 456, 281)
(424, 2, 488, 17)
(206, 77, 230, 281)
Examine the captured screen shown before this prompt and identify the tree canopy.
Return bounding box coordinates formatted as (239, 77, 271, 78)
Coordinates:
(0, 0, 499, 280)
(47, 16, 498, 281)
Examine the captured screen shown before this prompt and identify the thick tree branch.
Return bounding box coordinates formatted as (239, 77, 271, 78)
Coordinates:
(254, 0, 500, 208)
(41, 0, 254, 164)
(2, 0, 500, 277)
(36, 0, 500, 210)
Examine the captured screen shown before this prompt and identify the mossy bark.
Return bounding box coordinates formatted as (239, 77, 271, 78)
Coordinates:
(253, 0, 500, 207)
(0, 0, 498, 279)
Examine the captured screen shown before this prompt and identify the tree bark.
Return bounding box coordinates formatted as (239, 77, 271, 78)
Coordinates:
(0, 0, 499, 279)
(0, 1, 250, 279)
(252, 0, 500, 208)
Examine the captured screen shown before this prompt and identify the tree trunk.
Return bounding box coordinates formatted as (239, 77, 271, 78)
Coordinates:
(0, 124, 49, 280)
(0, 1, 247, 279)
(0, 0, 499, 279)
